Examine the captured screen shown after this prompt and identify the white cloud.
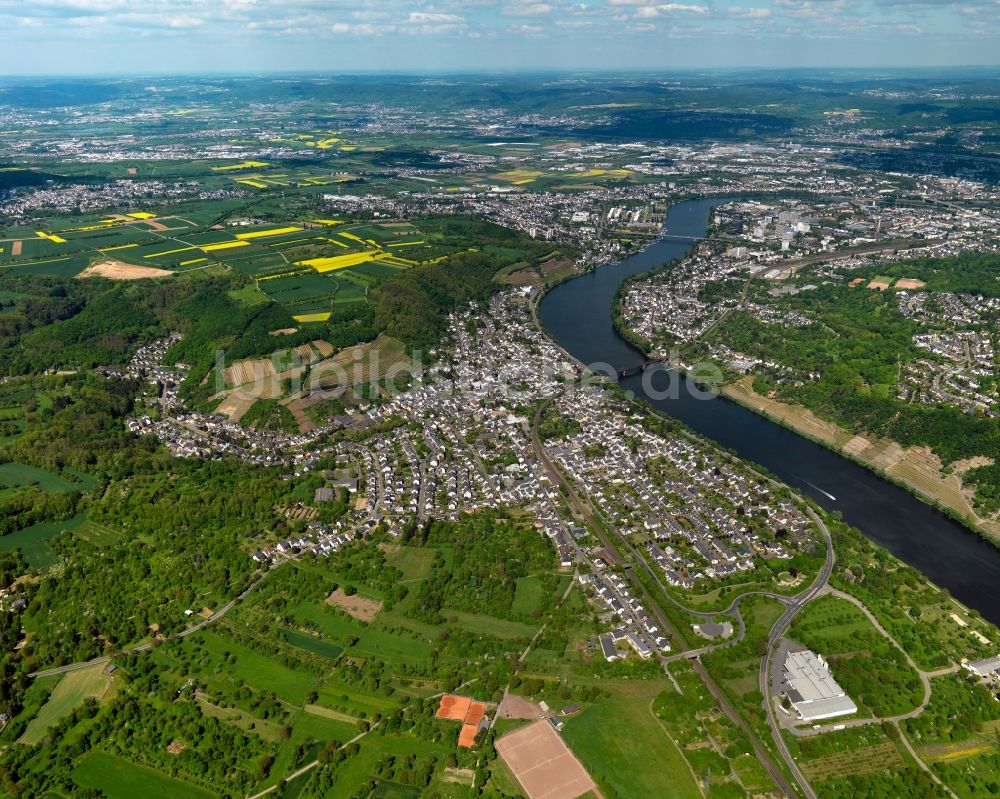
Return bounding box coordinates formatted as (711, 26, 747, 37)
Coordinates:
(503, 2, 553, 15)
(729, 7, 771, 18)
(629, 3, 708, 18)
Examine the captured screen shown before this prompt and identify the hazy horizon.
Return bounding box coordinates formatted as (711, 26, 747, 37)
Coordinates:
(1, 0, 998, 75)
(4, 65, 1000, 80)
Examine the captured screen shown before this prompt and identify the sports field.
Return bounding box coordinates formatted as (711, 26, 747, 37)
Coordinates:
(496, 719, 597, 799)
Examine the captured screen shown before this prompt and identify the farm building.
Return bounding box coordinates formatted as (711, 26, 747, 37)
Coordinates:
(963, 655, 1000, 678)
(782, 649, 858, 722)
(314, 487, 335, 503)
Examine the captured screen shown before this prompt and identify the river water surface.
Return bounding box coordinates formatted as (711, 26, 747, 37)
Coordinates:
(539, 198, 1000, 626)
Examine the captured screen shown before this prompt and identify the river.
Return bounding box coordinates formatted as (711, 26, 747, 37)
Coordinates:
(539, 197, 1000, 626)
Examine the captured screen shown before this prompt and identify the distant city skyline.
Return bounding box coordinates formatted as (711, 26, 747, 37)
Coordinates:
(1, 0, 998, 75)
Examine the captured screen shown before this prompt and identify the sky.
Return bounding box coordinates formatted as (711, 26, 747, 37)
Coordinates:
(0, 0, 998, 74)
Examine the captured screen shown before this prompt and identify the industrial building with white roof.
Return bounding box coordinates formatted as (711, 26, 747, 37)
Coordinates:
(782, 649, 858, 723)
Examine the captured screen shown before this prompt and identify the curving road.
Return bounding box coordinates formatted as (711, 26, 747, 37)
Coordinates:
(780, 586, 961, 738)
(530, 394, 803, 799)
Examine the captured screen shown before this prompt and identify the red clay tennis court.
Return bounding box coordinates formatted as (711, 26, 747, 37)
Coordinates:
(435, 694, 487, 723)
(458, 724, 480, 747)
(496, 719, 598, 799)
(436, 695, 488, 748)
(436, 694, 472, 721)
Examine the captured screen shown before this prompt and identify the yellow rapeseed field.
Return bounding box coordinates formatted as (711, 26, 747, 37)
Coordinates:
(298, 251, 381, 273)
(201, 240, 250, 253)
(35, 231, 68, 244)
(146, 246, 196, 259)
(235, 227, 303, 240)
(211, 160, 270, 172)
(292, 312, 331, 323)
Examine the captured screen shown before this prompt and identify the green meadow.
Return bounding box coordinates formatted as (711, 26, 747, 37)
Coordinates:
(72, 750, 216, 799)
(0, 511, 89, 568)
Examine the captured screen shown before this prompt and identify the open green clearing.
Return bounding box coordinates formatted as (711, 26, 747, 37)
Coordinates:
(512, 574, 545, 617)
(71, 518, 123, 547)
(563, 679, 702, 799)
(443, 610, 539, 640)
(0, 462, 92, 494)
(191, 629, 318, 706)
(381, 544, 436, 581)
(0, 511, 88, 568)
(72, 750, 216, 799)
(19, 663, 113, 745)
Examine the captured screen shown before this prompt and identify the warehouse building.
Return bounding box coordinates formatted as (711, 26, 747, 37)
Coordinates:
(782, 649, 858, 722)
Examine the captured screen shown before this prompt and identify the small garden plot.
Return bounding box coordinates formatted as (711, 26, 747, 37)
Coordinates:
(801, 742, 905, 781)
(326, 587, 384, 622)
(372, 781, 421, 799)
(281, 628, 345, 659)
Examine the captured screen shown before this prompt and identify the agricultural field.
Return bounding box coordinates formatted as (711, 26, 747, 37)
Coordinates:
(19, 663, 116, 745)
(309, 335, 414, 392)
(1, 205, 442, 325)
(785, 725, 937, 799)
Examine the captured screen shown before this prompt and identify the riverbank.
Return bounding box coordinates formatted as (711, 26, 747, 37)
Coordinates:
(602, 218, 1000, 549)
(721, 376, 1000, 545)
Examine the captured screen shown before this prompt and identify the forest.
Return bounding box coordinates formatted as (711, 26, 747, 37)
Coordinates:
(401, 512, 559, 625)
